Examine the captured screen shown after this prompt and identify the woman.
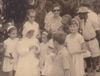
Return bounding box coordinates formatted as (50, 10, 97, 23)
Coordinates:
(15, 27, 40, 76)
(44, 3, 62, 35)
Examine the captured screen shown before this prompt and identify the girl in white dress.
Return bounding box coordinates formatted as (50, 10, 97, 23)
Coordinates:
(65, 24, 86, 76)
(15, 27, 40, 76)
(3, 25, 18, 76)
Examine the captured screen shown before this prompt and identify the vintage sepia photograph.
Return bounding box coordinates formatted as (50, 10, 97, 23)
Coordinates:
(0, 0, 100, 76)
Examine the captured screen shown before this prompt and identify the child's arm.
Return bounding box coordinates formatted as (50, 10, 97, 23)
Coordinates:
(81, 42, 87, 53)
(62, 50, 70, 75)
(29, 45, 40, 57)
(73, 42, 87, 55)
(3, 43, 14, 59)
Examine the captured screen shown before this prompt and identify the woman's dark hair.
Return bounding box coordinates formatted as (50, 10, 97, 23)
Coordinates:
(52, 3, 61, 11)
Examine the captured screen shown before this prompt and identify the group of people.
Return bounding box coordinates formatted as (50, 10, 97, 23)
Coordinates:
(0, 3, 100, 76)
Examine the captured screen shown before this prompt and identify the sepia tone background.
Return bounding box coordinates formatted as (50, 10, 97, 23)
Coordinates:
(0, 0, 100, 76)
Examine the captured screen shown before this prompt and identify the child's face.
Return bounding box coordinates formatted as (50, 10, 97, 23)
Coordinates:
(26, 30, 34, 39)
(9, 29, 17, 39)
(41, 34, 48, 43)
(69, 24, 78, 34)
(28, 12, 36, 22)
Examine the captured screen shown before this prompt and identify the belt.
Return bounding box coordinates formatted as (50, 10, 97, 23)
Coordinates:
(85, 37, 96, 42)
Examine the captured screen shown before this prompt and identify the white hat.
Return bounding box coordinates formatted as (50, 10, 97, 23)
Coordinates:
(42, 31, 48, 35)
(7, 26, 16, 32)
(77, 7, 89, 13)
(22, 26, 34, 37)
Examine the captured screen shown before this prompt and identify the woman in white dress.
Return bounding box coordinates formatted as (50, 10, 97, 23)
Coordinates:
(15, 27, 40, 76)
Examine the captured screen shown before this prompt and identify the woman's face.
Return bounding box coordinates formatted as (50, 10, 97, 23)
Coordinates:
(53, 6, 60, 17)
(28, 12, 36, 22)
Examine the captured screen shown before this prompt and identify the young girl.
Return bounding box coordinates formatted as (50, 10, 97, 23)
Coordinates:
(15, 27, 40, 76)
(40, 31, 53, 76)
(2, 25, 18, 76)
(65, 23, 86, 76)
(40, 31, 50, 62)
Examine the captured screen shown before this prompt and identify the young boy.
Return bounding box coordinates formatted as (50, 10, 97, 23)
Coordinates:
(52, 32, 70, 76)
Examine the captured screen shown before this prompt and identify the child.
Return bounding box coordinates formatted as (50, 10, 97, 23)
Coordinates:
(40, 31, 50, 61)
(2, 25, 19, 76)
(15, 27, 40, 76)
(65, 23, 86, 76)
(41, 32, 70, 76)
(22, 9, 40, 39)
(52, 32, 70, 76)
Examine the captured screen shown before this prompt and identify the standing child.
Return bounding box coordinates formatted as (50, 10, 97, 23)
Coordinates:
(40, 31, 50, 63)
(2, 25, 18, 76)
(65, 23, 86, 76)
(52, 32, 70, 76)
(40, 31, 50, 75)
(15, 27, 40, 76)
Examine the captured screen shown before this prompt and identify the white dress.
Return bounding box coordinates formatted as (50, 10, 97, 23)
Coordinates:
(65, 33, 85, 76)
(3, 38, 19, 72)
(15, 38, 40, 76)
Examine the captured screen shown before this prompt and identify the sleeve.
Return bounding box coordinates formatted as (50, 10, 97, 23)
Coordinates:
(78, 34, 85, 44)
(64, 36, 68, 47)
(3, 41, 6, 49)
(35, 23, 40, 37)
(62, 49, 70, 70)
(22, 22, 28, 37)
(92, 17, 100, 31)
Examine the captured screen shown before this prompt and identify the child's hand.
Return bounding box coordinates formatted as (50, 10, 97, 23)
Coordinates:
(29, 46, 40, 57)
(29, 46, 35, 51)
(5, 55, 13, 59)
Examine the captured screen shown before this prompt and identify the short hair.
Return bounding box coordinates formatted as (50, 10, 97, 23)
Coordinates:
(52, 3, 61, 10)
(53, 32, 66, 45)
